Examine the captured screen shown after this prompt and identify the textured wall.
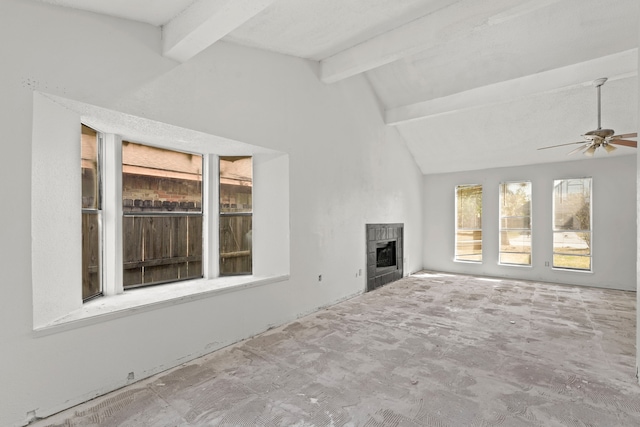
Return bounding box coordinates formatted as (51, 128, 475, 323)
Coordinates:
(0, 1, 423, 425)
(423, 155, 637, 291)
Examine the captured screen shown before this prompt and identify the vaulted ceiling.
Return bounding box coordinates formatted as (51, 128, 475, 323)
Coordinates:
(35, 0, 639, 174)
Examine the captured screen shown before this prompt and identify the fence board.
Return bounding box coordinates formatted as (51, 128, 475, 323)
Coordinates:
(82, 212, 101, 299)
(123, 214, 202, 288)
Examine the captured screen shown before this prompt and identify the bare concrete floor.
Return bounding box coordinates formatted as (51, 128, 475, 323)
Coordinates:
(37, 271, 639, 426)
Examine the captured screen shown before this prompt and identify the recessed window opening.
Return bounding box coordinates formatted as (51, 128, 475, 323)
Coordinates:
(122, 141, 204, 288)
(219, 156, 253, 275)
(552, 178, 592, 271)
(455, 184, 483, 262)
(33, 94, 289, 329)
(499, 181, 532, 266)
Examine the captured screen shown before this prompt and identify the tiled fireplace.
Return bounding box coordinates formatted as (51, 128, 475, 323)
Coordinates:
(366, 223, 403, 292)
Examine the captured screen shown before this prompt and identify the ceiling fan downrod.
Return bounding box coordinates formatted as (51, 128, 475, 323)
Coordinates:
(593, 77, 607, 131)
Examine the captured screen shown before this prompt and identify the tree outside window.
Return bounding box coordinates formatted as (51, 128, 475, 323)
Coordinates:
(455, 184, 482, 262)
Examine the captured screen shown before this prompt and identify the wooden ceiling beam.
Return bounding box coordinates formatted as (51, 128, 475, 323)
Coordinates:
(319, 0, 562, 84)
(163, 0, 275, 63)
(384, 49, 638, 126)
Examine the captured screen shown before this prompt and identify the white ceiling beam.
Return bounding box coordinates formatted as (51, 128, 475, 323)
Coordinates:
(320, 0, 562, 84)
(385, 49, 638, 126)
(163, 0, 275, 62)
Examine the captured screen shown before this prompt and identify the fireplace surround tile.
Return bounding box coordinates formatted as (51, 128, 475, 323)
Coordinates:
(366, 223, 403, 292)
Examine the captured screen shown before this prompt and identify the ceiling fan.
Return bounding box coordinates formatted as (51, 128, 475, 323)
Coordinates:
(538, 77, 637, 156)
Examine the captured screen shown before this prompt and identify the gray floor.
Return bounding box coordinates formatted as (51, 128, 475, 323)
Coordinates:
(38, 271, 639, 426)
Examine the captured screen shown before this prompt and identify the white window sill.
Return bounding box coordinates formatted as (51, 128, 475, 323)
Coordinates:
(551, 267, 593, 274)
(33, 274, 289, 337)
(497, 263, 533, 268)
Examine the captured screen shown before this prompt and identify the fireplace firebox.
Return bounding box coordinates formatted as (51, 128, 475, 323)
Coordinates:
(376, 240, 397, 269)
(366, 223, 403, 292)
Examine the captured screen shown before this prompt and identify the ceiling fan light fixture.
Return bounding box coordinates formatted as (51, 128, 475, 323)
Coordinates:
(603, 143, 617, 153)
(584, 145, 597, 156)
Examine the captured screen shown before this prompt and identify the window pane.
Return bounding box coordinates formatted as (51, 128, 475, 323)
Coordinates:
(81, 124, 101, 300)
(553, 178, 592, 270)
(499, 253, 531, 265)
(220, 156, 252, 213)
(456, 231, 482, 261)
(553, 254, 591, 270)
(553, 179, 591, 230)
(81, 125, 99, 209)
(122, 141, 202, 213)
(82, 212, 101, 299)
(220, 156, 252, 275)
(220, 215, 252, 275)
(553, 231, 591, 256)
(499, 181, 532, 266)
(499, 231, 532, 254)
(123, 214, 203, 288)
(455, 185, 482, 262)
(122, 142, 203, 288)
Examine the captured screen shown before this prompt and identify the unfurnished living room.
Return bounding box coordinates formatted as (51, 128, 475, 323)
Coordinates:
(1, 1, 639, 426)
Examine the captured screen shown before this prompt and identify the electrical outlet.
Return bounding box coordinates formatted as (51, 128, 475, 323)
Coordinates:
(545, 261, 549, 267)
(318, 274, 322, 282)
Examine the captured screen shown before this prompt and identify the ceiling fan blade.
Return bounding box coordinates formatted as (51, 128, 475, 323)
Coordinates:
(537, 141, 585, 150)
(583, 145, 597, 157)
(567, 144, 589, 155)
(610, 133, 637, 139)
(608, 139, 637, 148)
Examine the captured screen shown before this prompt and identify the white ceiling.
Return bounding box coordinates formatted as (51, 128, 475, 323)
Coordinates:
(34, 0, 639, 174)
(37, 0, 197, 26)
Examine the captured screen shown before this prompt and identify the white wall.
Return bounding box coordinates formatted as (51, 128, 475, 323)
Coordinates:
(0, 1, 423, 425)
(636, 24, 640, 382)
(423, 155, 637, 290)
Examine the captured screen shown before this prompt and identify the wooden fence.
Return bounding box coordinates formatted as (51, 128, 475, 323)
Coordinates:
(123, 214, 202, 288)
(82, 212, 253, 292)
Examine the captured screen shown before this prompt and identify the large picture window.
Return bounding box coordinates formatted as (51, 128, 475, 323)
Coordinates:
(553, 178, 592, 271)
(499, 181, 532, 266)
(122, 142, 203, 288)
(455, 184, 483, 262)
(219, 156, 253, 275)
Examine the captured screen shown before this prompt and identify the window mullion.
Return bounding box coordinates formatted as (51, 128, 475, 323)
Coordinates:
(203, 154, 219, 279)
(102, 133, 123, 295)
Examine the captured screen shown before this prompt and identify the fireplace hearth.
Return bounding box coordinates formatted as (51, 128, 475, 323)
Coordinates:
(366, 223, 403, 292)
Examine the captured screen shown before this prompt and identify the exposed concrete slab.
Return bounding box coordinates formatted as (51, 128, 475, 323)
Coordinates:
(36, 271, 639, 426)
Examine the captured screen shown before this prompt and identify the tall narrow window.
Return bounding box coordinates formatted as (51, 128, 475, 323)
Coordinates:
(81, 124, 102, 300)
(219, 156, 253, 275)
(499, 182, 532, 266)
(122, 142, 203, 288)
(553, 178, 592, 271)
(455, 184, 482, 262)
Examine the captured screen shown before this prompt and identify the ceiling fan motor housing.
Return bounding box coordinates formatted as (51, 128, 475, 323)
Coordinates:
(583, 129, 615, 138)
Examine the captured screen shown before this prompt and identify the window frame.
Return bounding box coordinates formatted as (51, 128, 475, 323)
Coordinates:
(81, 125, 104, 301)
(498, 181, 532, 267)
(121, 141, 206, 289)
(552, 177, 593, 272)
(219, 156, 253, 276)
(91, 132, 222, 296)
(454, 184, 483, 263)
